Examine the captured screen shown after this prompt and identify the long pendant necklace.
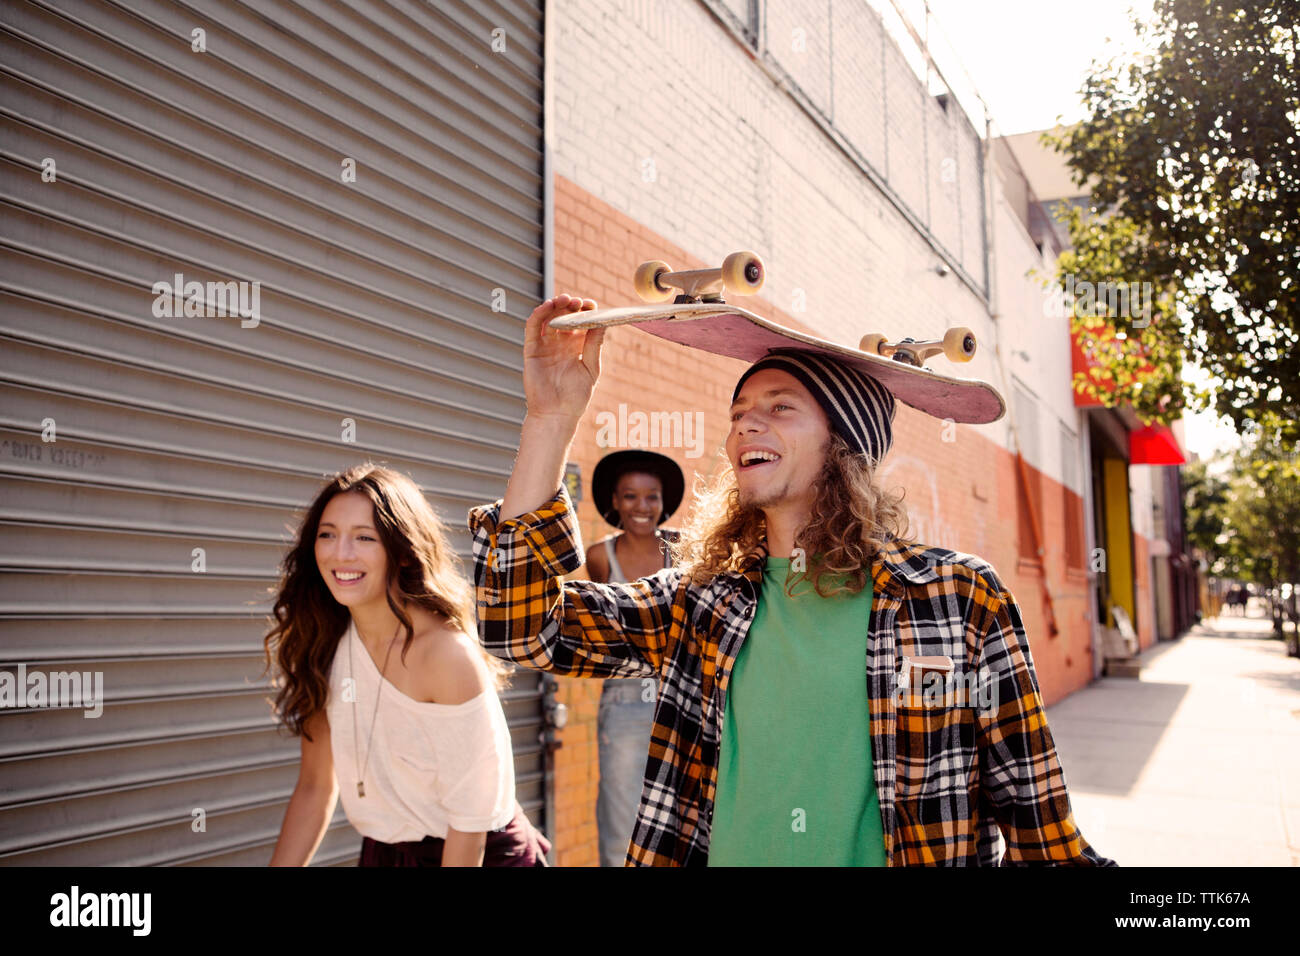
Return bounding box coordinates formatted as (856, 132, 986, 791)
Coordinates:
(348, 619, 400, 798)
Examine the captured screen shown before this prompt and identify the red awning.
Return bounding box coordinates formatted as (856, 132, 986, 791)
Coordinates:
(1130, 424, 1186, 465)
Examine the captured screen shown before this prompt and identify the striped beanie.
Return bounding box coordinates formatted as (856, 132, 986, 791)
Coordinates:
(731, 349, 897, 465)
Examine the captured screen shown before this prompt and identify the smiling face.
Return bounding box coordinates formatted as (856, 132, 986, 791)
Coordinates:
(726, 368, 832, 513)
(314, 491, 392, 610)
(612, 471, 664, 535)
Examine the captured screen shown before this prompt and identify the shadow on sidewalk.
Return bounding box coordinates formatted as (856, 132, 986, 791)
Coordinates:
(1047, 678, 1189, 795)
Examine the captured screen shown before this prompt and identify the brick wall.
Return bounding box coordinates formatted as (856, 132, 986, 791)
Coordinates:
(551, 0, 994, 396)
(1134, 533, 1155, 651)
(1128, 465, 1158, 651)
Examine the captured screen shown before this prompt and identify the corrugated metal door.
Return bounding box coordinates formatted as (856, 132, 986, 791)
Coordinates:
(0, 0, 546, 865)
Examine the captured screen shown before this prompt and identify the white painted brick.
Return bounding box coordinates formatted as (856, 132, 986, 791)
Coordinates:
(554, 0, 1079, 485)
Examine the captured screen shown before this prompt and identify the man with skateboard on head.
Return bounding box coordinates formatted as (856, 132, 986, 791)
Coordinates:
(469, 291, 1114, 867)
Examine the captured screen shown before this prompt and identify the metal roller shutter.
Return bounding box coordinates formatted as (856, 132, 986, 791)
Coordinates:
(0, 0, 546, 865)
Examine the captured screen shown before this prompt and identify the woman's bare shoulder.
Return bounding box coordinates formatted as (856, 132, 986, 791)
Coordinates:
(585, 537, 611, 580)
(419, 617, 490, 706)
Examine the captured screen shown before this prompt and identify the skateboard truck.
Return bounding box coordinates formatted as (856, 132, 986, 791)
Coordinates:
(859, 328, 977, 367)
(634, 251, 765, 304)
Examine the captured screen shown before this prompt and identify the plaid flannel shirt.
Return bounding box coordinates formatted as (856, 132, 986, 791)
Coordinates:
(469, 485, 1115, 867)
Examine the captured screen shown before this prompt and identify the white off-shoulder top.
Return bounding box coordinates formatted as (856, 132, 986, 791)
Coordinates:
(326, 618, 516, 843)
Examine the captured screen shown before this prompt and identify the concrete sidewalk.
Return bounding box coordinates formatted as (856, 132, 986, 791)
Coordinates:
(1044, 612, 1300, 866)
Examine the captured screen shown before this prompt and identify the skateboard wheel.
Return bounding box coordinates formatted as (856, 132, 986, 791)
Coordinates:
(634, 260, 674, 303)
(859, 333, 886, 356)
(721, 251, 764, 295)
(943, 326, 976, 362)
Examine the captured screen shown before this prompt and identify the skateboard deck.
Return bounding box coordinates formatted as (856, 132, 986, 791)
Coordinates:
(549, 303, 1006, 424)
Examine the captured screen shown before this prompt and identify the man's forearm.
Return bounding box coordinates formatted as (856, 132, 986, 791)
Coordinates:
(501, 412, 582, 519)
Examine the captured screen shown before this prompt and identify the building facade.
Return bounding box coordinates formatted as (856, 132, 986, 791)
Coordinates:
(1002, 128, 1195, 666)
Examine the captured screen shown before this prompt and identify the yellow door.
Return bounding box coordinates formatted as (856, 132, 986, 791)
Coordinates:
(1103, 456, 1136, 628)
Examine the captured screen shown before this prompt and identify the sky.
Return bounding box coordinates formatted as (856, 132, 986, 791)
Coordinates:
(922, 0, 1243, 461)
(924, 0, 1158, 136)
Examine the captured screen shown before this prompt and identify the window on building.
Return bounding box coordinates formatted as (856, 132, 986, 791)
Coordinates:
(707, 0, 760, 45)
(1013, 381, 1043, 570)
(1061, 421, 1086, 569)
(1016, 456, 1044, 568)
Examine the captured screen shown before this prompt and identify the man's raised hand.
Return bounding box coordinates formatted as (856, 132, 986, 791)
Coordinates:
(499, 294, 602, 518)
(523, 294, 603, 423)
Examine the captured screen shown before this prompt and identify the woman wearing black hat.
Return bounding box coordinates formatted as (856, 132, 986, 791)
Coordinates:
(586, 450, 683, 867)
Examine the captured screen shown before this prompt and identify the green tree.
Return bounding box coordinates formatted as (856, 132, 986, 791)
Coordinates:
(1047, 0, 1299, 445)
(1220, 433, 1300, 637)
(1181, 457, 1231, 571)
(1052, 208, 1190, 425)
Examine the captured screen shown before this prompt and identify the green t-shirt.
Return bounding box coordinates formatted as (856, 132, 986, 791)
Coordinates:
(707, 557, 887, 866)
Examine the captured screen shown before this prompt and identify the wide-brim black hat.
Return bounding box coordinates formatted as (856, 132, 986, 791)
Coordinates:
(592, 450, 685, 528)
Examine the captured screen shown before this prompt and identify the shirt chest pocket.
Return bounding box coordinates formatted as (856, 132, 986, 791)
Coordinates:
(894, 704, 976, 798)
(386, 720, 441, 780)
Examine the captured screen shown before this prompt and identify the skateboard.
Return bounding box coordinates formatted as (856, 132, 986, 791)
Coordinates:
(548, 252, 1006, 424)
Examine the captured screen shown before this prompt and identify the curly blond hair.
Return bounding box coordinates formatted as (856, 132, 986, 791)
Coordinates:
(671, 432, 913, 597)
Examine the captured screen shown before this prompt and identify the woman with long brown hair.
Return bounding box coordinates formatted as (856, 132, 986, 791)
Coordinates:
(265, 463, 549, 866)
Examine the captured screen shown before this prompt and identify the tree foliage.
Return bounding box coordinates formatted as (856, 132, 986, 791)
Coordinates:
(1185, 434, 1300, 633)
(1222, 432, 1300, 584)
(1047, 0, 1299, 446)
(1181, 457, 1230, 570)
(1221, 432, 1300, 633)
